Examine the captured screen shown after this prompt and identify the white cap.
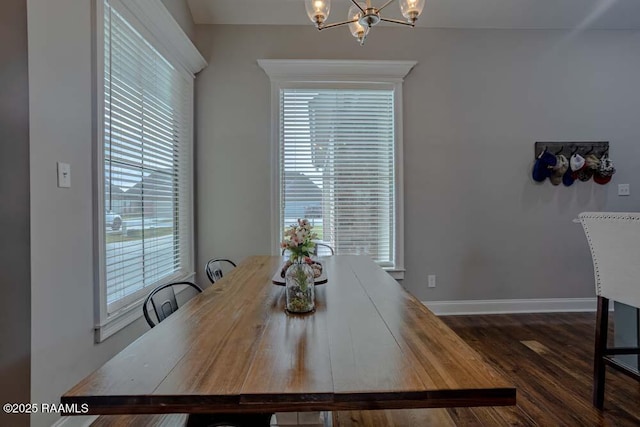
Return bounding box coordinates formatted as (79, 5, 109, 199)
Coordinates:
(570, 154, 585, 171)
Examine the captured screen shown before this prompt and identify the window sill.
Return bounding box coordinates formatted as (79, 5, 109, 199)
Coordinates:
(94, 272, 195, 343)
(385, 268, 405, 280)
(94, 299, 145, 342)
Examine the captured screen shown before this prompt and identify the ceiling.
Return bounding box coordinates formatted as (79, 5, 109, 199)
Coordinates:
(186, 0, 640, 29)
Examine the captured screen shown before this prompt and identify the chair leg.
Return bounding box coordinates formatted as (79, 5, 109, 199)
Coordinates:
(593, 296, 609, 409)
(636, 308, 640, 370)
(186, 412, 273, 427)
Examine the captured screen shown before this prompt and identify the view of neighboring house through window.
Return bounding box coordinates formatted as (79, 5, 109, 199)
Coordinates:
(102, 1, 193, 313)
(280, 89, 396, 267)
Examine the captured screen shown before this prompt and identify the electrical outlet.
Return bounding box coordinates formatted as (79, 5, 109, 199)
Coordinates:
(428, 275, 436, 288)
(618, 184, 630, 196)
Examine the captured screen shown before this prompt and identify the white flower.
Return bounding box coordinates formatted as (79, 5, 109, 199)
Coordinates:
(283, 218, 316, 258)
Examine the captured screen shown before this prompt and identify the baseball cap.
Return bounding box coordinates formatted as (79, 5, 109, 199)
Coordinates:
(570, 154, 585, 173)
(576, 154, 600, 182)
(594, 155, 616, 185)
(562, 167, 575, 186)
(532, 150, 558, 182)
(550, 154, 568, 186)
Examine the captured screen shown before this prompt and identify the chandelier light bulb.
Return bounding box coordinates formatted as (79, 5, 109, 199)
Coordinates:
(348, 4, 366, 43)
(306, 0, 331, 27)
(399, 0, 425, 24)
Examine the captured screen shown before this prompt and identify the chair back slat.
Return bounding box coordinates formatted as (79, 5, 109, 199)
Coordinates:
(152, 286, 178, 323)
(579, 212, 640, 309)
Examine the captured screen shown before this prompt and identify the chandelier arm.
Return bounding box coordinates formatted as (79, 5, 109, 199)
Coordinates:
(318, 18, 360, 30)
(379, 17, 415, 27)
(349, 0, 366, 14)
(376, 0, 397, 13)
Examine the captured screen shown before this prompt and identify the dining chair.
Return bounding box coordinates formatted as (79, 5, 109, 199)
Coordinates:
(205, 258, 237, 284)
(142, 281, 203, 328)
(314, 242, 335, 256)
(579, 212, 640, 409)
(281, 241, 335, 257)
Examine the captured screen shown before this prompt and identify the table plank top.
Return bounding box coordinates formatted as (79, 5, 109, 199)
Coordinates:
(63, 255, 515, 415)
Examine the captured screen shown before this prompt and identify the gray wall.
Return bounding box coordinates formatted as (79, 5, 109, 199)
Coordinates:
(194, 25, 640, 302)
(0, 1, 30, 426)
(162, 0, 195, 42)
(27, 0, 195, 426)
(615, 302, 640, 369)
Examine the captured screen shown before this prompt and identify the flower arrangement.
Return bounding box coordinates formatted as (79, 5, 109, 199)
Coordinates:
(281, 218, 318, 262)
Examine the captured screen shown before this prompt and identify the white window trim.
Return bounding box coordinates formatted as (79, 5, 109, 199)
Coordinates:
(258, 59, 416, 280)
(93, 0, 206, 342)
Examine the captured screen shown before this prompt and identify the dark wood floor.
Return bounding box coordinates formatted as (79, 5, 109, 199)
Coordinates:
(92, 312, 640, 427)
(334, 312, 640, 427)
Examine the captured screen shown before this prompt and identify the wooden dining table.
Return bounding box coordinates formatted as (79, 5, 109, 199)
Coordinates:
(62, 255, 515, 421)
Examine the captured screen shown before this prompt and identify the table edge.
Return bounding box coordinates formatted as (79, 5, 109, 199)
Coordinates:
(61, 387, 516, 415)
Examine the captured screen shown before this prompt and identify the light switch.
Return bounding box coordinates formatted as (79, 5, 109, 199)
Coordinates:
(57, 162, 71, 188)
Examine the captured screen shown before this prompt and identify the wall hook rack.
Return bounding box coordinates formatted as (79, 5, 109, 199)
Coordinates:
(534, 141, 609, 159)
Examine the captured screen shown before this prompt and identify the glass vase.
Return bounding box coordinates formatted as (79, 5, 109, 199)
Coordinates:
(285, 259, 315, 314)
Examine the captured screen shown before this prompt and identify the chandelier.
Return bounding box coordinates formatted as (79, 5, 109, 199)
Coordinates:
(305, 0, 425, 45)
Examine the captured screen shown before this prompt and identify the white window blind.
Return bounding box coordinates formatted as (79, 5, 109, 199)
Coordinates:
(280, 89, 396, 267)
(103, 1, 193, 312)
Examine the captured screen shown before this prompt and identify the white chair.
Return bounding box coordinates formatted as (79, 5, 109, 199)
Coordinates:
(579, 212, 640, 409)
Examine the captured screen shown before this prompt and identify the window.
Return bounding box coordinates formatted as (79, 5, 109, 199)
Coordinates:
(96, 0, 205, 340)
(259, 60, 416, 276)
(281, 89, 395, 266)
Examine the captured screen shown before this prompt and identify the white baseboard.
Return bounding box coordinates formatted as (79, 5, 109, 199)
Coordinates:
(51, 415, 98, 427)
(424, 297, 597, 316)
